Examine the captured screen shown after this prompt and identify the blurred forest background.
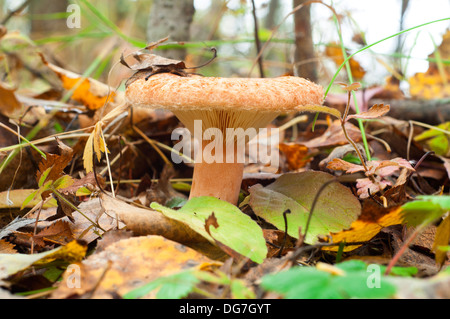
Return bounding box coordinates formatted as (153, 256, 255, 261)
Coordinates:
(0, 0, 449, 97)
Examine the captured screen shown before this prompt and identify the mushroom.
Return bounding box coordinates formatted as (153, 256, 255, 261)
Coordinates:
(125, 73, 323, 205)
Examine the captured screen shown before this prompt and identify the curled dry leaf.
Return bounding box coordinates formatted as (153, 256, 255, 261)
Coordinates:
(40, 53, 118, 111)
(346, 103, 390, 121)
(327, 157, 415, 199)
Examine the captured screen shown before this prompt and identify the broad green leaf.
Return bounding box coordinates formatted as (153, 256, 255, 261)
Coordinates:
(400, 195, 450, 227)
(248, 171, 361, 243)
(123, 270, 199, 299)
(261, 261, 396, 299)
(151, 197, 267, 264)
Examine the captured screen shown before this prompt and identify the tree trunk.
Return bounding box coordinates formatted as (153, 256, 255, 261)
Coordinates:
(29, 0, 69, 35)
(264, 0, 280, 29)
(147, 0, 195, 61)
(293, 0, 317, 82)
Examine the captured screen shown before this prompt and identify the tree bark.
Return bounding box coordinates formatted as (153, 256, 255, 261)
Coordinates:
(147, 0, 195, 61)
(293, 0, 317, 82)
(29, 0, 69, 35)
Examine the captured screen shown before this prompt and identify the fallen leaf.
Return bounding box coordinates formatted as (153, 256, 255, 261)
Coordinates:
(325, 42, 366, 80)
(0, 82, 23, 119)
(41, 53, 117, 111)
(50, 236, 215, 299)
(301, 120, 364, 149)
(100, 193, 208, 246)
(0, 240, 87, 282)
(346, 103, 390, 121)
(278, 143, 311, 170)
(432, 215, 450, 268)
(0, 189, 57, 209)
(324, 200, 405, 251)
(0, 240, 17, 254)
(0, 217, 39, 240)
(32, 220, 74, 248)
(36, 138, 74, 186)
(151, 197, 268, 264)
(248, 171, 361, 244)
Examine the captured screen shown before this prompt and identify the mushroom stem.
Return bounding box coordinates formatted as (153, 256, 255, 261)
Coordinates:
(189, 141, 244, 205)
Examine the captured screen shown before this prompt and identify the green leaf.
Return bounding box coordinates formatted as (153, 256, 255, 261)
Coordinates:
(21, 189, 39, 210)
(261, 267, 337, 299)
(428, 134, 449, 156)
(38, 167, 52, 187)
(123, 270, 199, 299)
(52, 175, 74, 190)
(151, 197, 267, 264)
(165, 197, 187, 209)
(248, 171, 361, 243)
(401, 195, 450, 227)
(261, 261, 396, 299)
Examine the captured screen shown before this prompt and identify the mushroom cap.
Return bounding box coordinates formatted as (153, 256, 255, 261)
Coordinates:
(125, 73, 324, 113)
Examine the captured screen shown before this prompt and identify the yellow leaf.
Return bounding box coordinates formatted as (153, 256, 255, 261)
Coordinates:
(324, 202, 404, 252)
(50, 236, 216, 299)
(83, 122, 109, 173)
(432, 214, 450, 267)
(40, 53, 116, 111)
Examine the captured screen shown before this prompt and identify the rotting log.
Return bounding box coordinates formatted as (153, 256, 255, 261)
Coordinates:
(370, 99, 450, 125)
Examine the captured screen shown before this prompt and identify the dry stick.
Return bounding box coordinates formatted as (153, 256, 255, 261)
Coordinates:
(303, 178, 339, 242)
(384, 224, 425, 276)
(132, 125, 172, 167)
(250, 0, 265, 78)
(1, 0, 32, 24)
(30, 200, 44, 254)
(277, 209, 291, 257)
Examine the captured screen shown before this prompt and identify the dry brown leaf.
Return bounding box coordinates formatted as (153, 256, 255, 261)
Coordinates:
(50, 235, 217, 299)
(278, 143, 311, 170)
(36, 138, 74, 185)
(325, 43, 366, 80)
(301, 120, 363, 149)
(326, 158, 365, 173)
(0, 239, 17, 254)
(346, 103, 390, 121)
(32, 220, 74, 248)
(0, 82, 23, 119)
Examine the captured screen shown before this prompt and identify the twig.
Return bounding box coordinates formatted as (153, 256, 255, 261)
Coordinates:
(384, 224, 424, 275)
(303, 178, 338, 241)
(250, 0, 265, 78)
(277, 209, 291, 257)
(1, 0, 32, 25)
